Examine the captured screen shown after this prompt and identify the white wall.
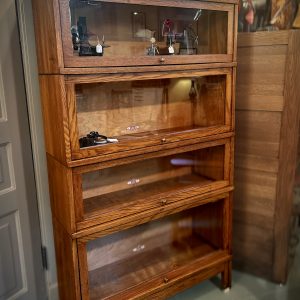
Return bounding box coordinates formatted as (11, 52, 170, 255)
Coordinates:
(17, 0, 58, 298)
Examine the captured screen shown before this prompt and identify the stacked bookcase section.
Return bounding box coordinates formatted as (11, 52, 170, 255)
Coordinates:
(32, 0, 238, 299)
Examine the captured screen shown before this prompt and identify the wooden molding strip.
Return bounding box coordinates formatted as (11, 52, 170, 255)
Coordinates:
(238, 31, 290, 48)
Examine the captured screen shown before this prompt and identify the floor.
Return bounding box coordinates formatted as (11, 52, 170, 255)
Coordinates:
(170, 230, 300, 300)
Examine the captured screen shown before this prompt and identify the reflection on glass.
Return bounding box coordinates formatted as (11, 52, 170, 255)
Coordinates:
(76, 75, 226, 147)
(82, 145, 225, 219)
(69, 0, 228, 57)
(86, 202, 224, 299)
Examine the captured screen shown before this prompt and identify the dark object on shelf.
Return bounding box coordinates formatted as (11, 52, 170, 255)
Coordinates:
(79, 136, 95, 147)
(77, 16, 88, 41)
(79, 35, 110, 56)
(71, 26, 80, 50)
(158, 47, 175, 55)
(76, 16, 108, 56)
(79, 45, 103, 56)
(79, 131, 118, 148)
(189, 80, 198, 101)
(178, 27, 198, 55)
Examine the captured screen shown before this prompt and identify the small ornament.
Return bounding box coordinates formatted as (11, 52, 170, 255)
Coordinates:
(168, 45, 175, 54)
(147, 37, 159, 56)
(168, 39, 175, 54)
(189, 80, 197, 101)
(96, 36, 103, 54)
(162, 19, 173, 37)
(150, 37, 156, 44)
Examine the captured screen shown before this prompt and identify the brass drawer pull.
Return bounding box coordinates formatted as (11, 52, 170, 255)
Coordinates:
(160, 57, 165, 63)
(161, 199, 167, 206)
(161, 138, 167, 143)
(163, 277, 169, 283)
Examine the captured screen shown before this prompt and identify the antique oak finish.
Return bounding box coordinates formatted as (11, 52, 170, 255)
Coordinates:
(32, 0, 238, 299)
(234, 30, 300, 283)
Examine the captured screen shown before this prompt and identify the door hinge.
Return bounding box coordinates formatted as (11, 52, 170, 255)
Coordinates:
(41, 246, 48, 270)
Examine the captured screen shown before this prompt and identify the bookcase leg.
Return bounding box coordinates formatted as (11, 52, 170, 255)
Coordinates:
(221, 262, 232, 289)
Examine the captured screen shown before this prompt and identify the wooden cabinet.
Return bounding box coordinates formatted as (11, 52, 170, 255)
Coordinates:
(234, 30, 300, 283)
(32, 0, 238, 299)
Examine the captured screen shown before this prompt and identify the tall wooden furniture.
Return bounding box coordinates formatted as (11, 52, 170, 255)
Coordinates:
(234, 30, 300, 283)
(32, 0, 238, 299)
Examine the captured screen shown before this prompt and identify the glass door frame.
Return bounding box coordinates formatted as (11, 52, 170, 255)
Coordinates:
(59, 0, 235, 68)
(65, 68, 234, 163)
(71, 137, 234, 231)
(76, 192, 232, 300)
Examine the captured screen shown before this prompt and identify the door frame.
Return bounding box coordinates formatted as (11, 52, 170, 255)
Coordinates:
(17, 0, 58, 299)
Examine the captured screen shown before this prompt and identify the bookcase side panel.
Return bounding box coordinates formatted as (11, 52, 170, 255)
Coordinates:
(47, 154, 76, 234)
(53, 218, 81, 300)
(31, 0, 64, 73)
(39, 75, 71, 164)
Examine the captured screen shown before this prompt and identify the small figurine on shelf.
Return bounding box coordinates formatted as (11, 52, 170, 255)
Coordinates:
(162, 19, 175, 54)
(147, 37, 159, 56)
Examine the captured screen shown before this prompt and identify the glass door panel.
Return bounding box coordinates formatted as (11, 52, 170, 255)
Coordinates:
(84, 202, 226, 299)
(75, 75, 227, 150)
(80, 144, 226, 221)
(63, 0, 232, 67)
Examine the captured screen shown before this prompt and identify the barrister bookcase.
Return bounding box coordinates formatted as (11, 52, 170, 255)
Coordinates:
(31, 0, 238, 299)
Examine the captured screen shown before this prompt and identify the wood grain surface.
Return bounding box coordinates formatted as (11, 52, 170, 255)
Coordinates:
(53, 218, 81, 300)
(234, 30, 300, 283)
(273, 30, 300, 283)
(31, 0, 64, 73)
(77, 203, 232, 299)
(31, 0, 237, 298)
(237, 31, 289, 47)
(47, 154, 76, 234)
(75, 190, 233, 240)
(39, 75, 71, 164)
(73, 137, 231, 173)
(60, 62, 237, 75)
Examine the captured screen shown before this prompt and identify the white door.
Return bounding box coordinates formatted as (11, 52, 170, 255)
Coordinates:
(0, 0, 47, 299)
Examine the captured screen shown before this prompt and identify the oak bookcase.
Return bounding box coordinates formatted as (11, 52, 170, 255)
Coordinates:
(31, 0, 238, 299)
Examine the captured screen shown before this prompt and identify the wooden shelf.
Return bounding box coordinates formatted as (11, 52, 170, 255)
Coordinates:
(69, 132, 234, 168)
(88, 235, 226, 300)
(81, 125, 223, 145)
(79, 125, 228, 151)
(72, 126, 232, 165)
(84, 174, 214, 219)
